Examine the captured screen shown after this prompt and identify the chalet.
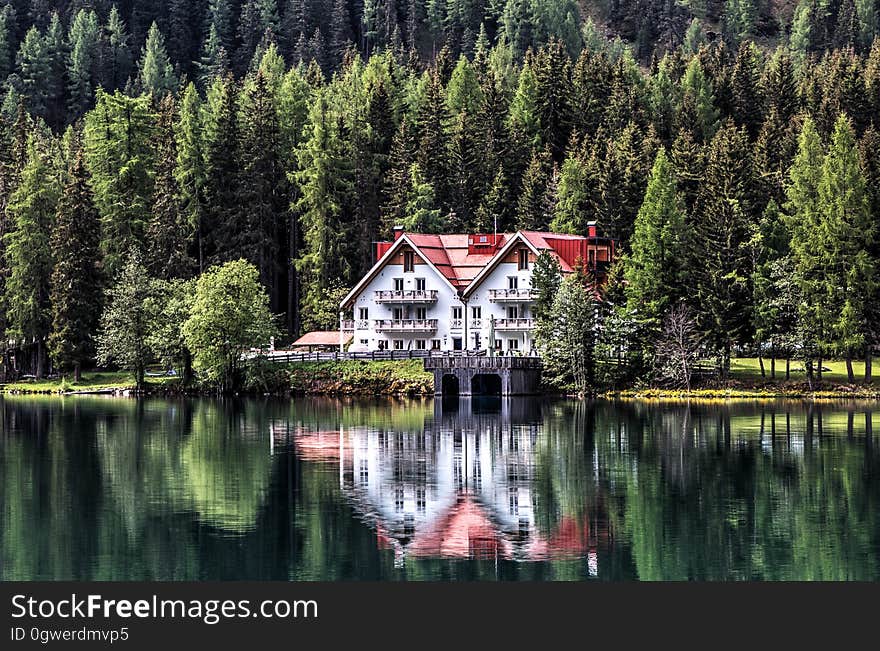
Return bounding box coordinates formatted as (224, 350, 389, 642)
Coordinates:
(339, 225, 615, 353)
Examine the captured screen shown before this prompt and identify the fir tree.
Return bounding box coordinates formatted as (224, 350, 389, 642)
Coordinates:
(67, 8, 100, 118)
(516, 146, 553, 230)
(16, 25, 51, 119)
(139, 22, 177, 96)
(84, 90, 156, 279)
(175, 83, 207, 272)
(48, 144, 100, 380)
(100, 5, 132, 92)
(3, 132, 59, 378)
(147, 94, 192, 280)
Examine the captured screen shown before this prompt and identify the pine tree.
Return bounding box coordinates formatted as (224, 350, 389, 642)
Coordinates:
(532, 38, 572, 161)
(205, 0, 235, 53)
(551, 137, 600, 235)
(415, 69, 450, 209)
(531, 250, 562, 322)
(294, 89, 356, 332)
(67, 8, 100, 118)
(175, 83, 207, 272)
(139, 22, 177, 96)
(236, 69, 286, 309)
(786, 115, 826, 376)
(691, 120, 757, 375)
(16, 26, 51, 119)
(48, 143, 100, 380)
(600, 121, 650, 245)
(402, 163, 443, 232)
(43, 11, 65, 129)
(100, 5, 132, 92)
(202, 74, 240, 265)
(147, 94, 192, 280)
(84, 90, 156, 279)
(624, 147, 688, 333)
(3, 132, 60, 378)
(0, 8, 11, 81)
(679, 56, 719, 143)
(729, 40, 764, 139)
(197, 24, 230, 85)
(516, 146, 553, 230)
(818, 114, 875, 380)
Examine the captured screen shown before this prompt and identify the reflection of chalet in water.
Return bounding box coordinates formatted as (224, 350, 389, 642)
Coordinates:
(318, 401, 606, 570)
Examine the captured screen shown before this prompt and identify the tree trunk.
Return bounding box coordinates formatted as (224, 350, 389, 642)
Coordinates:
(74, 363, 82, 383)
(770, 355, 776, 379)
(35, 339, 45, 380)
(845, 355, 855, 383)
(758, 355, 765, 378)
(183, 349, 193, 385)
(817, 356, 823, 382)
(785, 357, 790, 380)
(806, 358, 813, 381)
(866, 353, 872, 383)
(136, 365, 145, 390)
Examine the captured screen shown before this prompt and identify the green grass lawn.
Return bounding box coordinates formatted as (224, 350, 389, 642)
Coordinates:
(726, 357, 878, 384)
(2, 370, 180, 393)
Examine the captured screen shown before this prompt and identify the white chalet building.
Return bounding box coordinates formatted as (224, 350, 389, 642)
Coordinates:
(339, 226, 615, 353)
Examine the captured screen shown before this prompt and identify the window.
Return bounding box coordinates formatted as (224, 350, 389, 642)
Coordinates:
(494, 339, 502, 350)
(360, 339, 368, 345)
(472, 306, 481, 319)
(518, 249, 529, 270)
(416, 277, 426, 291)
(359, 459, 368, 486)
(588, 250, 595, 265)
(417, 488, 426, 512)
(358, 307, 369, 320)
(393, 339, 404, 350)
(415, 307, 427, 320)
(507, 306, 518, 319)
(508, 339, 519, 350)
(393, 307, 404, 320)
(416, 339, 427, 350)
(451, 306, 463, 320)
(508, 276, 518, 290)
(431, 339, 441, 350)
(453, 338, 462, 351)
(393, 277, 404, 291)
(395, 488, 404, 512)
(403, 251, 414, 272)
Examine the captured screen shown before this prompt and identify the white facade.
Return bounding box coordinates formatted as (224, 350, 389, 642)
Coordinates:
(340, 233, 541, 353)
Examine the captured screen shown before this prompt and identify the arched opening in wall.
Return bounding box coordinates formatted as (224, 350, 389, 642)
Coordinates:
(471, 374, 502, 397)
(441, 374, 460, 396)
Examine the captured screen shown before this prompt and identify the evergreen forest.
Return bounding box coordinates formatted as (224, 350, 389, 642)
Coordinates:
(1, 0, 880, 388)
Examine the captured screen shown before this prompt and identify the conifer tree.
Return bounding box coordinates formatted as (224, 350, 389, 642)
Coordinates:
(147, 94, 192, 280)
(624, 147, 688, 334)
(532, 38, 573, 161)
(67, 8, 100, 118)
(516, 146, 553, 230)
(100, 5, 132, 92)
(551, 138, 600, 235)
(236, 69, 286, 308)
(16, 26, 51, 119)
(175, 83, 207, 272)
(680, 57, 719, 143)
(84, 90, 156, 279)
(48, 144, 100, 380)
(3, 132, 59, 378)
(202, 74, 239, 265)
(402, 163, 443, 232)
(817, 114, 875, 380)
(729, 40, 764, 139)
(43, 11, 65, 129)
(691, 120, 757, 375)
(139, 22, 177, 96)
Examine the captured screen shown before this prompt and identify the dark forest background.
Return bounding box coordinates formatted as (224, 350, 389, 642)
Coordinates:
(1, 0, 879, 382)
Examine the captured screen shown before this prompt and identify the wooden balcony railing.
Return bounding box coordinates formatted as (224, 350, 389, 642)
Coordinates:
(373, 319, 439, 333)
(374, 289, 439, 303)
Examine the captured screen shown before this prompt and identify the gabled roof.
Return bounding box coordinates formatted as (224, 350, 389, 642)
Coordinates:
(340, 230, 612, 309)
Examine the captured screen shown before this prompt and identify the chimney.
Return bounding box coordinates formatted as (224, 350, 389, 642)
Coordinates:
(393, 225, 404, 240)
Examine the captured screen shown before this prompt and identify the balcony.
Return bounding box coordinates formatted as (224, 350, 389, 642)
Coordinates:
(374, 289, 438, 304)
(487, 288, 537, 302)
(373, 319, 438, 333)
(494, 318, 535, 331)
(340, 320, 355, 331)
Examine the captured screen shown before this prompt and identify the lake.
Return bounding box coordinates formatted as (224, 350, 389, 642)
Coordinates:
(1, 395, 879, 581)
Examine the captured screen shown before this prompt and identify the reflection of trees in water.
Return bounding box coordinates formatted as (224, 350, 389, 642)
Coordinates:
(2, 397, 880, 581)
(593, 401, 880, 580)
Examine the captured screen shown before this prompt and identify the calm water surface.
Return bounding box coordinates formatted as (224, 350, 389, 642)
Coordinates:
(2, 395, 879, 581)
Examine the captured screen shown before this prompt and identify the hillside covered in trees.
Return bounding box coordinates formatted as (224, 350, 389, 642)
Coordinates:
(1, 0, 880, 388)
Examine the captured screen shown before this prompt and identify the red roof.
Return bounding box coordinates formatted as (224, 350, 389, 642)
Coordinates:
(407, 233, 514, 289)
